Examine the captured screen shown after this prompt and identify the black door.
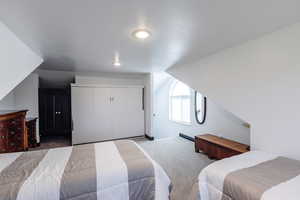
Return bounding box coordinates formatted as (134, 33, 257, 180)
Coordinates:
(39, 88, 71, 137)
(40, 91, 55, 134)
(54, 93, 71, 135)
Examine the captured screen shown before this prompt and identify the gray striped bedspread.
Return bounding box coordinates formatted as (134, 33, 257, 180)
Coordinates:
(0, 140, 172, 200)
(190, 151, 300, 200)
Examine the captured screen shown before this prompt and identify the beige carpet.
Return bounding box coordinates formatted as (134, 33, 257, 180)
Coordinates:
(29, 136, 71, 151)
(137, 137, 214, 200)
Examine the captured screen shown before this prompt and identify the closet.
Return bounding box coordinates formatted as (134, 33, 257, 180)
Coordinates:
(39, 88, 72, 137)
(71, 85, 144, 144)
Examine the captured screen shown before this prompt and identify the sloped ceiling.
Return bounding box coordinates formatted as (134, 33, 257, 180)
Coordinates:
(167, 23, 300, 159)
(0, 0, 300, 73)
(0, 22, 43, 100)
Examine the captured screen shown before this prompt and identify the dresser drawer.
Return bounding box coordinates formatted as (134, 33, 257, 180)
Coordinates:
(8, 123, 23, 129)
(7, 117, 23, 127)
(0, 134, 7, 139)
(0, 134, 7, 153)
(7, 128, 23, 136)
(0, 147, 7, 153)
(0, 120, 8, 130)
(7, 117, 24, 138)
(0, 110, 28, 153)
(9, 127, 23, 134)
(0, 123, 5, 130)
(9, 134, 23, 142)
(7, 140, 23, 151)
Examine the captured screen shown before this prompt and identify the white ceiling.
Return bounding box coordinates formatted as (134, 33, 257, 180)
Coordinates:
(1, 0, 300, 73)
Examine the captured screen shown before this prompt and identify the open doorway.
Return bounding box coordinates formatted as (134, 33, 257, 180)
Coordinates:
(39, 88, 72, 147)
(37, 69, 75, 149)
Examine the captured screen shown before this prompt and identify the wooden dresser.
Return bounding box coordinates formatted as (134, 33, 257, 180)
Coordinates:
(195, 134, 250, 160)
(26, 117, 38, 148)
(0, 110, 28, 153)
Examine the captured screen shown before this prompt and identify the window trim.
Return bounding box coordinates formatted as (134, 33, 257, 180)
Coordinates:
(169, 81, 192, 125)
(171, 119, 192, 126)
(195, 91, 207, 124)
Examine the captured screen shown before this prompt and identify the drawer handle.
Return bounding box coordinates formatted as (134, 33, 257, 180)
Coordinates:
(10, 131, 15, 135)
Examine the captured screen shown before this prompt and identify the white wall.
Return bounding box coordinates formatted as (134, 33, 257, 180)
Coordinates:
(75, 74, 145, 85)
(36, 69, 146, 88)
(0, 91, 15, 110)
(14, 73, 40, 142)
(36, 69, 75, 88)
(153, 74, 250, 144)
(0, 22, 43, 100)
(168, 23, 300, 160)
(14, 73, 39, 117)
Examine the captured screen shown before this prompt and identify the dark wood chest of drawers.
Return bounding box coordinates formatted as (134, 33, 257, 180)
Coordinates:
(0, 110, 28, 153)
(195, 134, 250, 160)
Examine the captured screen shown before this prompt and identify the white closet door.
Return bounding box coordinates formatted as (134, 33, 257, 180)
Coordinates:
(72, 86, 145, 144)
(72, 87, 112, 144)
(72, 87, 95, 144)
(93, 87, 112, 141)
(110, 87, 144, 138)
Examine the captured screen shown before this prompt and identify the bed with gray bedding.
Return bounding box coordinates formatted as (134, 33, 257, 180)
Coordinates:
(190, 151, 300, 200)
(0, 140, 171, 200)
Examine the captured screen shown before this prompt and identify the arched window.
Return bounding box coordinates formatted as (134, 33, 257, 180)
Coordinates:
(169, 81, 191, 124)
(195, 92, 207, 124)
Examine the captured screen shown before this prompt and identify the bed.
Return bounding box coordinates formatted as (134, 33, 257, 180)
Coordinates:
(0, 140, 172, 200)
(190, 151, 300, 200)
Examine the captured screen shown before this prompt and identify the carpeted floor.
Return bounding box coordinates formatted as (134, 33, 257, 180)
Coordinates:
(137, 137, 213, 200)
(30, 136, 213, 200)
(29, 136, 71, 151)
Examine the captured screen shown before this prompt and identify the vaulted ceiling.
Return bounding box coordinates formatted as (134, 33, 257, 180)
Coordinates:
(1, 0, 300, 73)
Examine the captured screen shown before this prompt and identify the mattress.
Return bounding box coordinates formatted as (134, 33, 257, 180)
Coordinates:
(0, 140, 172, 200)
(190, 151, 300, 200)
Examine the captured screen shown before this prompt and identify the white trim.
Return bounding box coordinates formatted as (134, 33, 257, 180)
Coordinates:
(170, 120, 192, 126)
(71, 83, 144, 88)
(169, 80, 192, 124)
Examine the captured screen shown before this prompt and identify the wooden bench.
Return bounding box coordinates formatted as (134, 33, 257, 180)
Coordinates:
(195, 134, 250, 160)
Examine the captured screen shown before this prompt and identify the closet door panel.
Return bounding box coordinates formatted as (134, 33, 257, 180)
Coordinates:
(111, 87, 144, 139)
(72, 86, 144, 144)
(39, 92, 55, 135)
(54, 93, 71, 135)
(93, 87, 112, 141)
(72, 87, 95, 144)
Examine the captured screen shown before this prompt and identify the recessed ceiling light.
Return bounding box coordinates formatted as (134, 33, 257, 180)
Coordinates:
(113, 60, 121, 67)
(113, 53, 121, 67)
(133, 29, 151, 40)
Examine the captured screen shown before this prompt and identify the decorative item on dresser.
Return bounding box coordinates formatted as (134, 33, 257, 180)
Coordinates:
(0, 110, 28, 153)
(26, 117, 38, 148)
(195, 134, 250, 160)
